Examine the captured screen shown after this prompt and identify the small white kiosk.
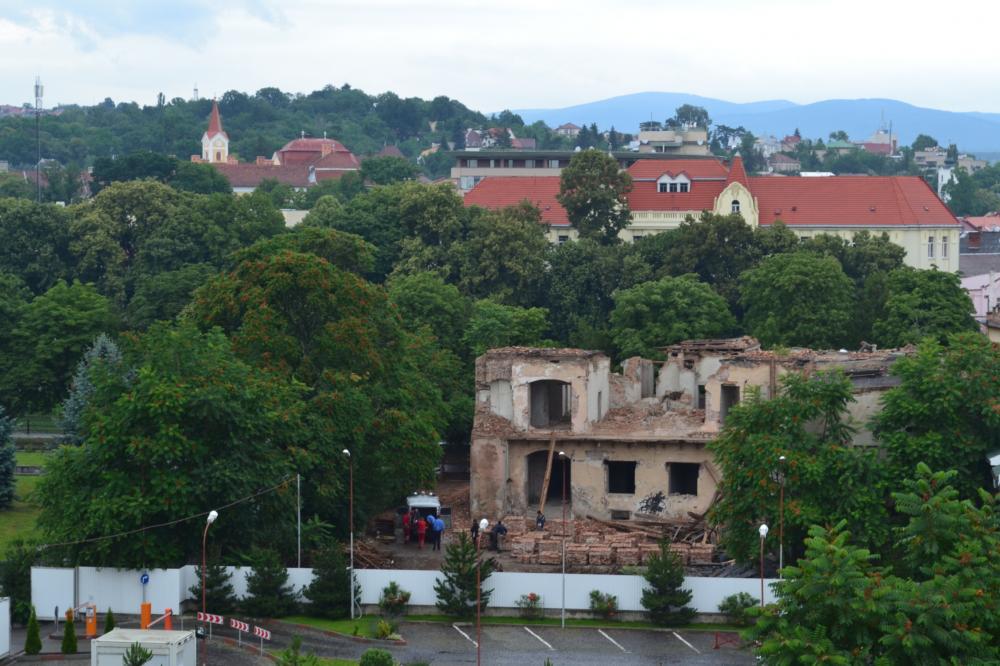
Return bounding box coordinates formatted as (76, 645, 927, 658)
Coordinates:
(91, 628, 196, 666)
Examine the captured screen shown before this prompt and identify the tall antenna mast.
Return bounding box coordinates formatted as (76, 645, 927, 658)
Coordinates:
(34, 76, 43, 203)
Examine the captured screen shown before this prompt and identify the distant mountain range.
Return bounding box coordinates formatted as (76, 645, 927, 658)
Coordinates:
(513, 92, 1000, 154)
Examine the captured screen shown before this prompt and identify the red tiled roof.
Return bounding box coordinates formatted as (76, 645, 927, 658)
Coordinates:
(376, 145, 406, 158)
(627, 158, 729, 180)
(962, 215, 1000, 231)
(557, 123, 581, 130)
(782, 135, 801, 144)
(205, 100, 227, 140)
(750, 176, 959, 227)
(277, 137, 349, 154)
(511, 138, 537, 149)
(861, 143, 892, 155)
(725, 155, 749, 187)
(313, 151, 361, 170)
(212, 163, 311, 188)
(463, 176, 570, 227)
(769, 153, 800, 164)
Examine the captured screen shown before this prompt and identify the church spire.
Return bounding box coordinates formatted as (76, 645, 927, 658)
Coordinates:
(206, 99, 226, 138)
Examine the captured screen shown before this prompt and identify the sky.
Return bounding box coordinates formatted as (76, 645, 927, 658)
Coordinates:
(2, 0, 999, 113)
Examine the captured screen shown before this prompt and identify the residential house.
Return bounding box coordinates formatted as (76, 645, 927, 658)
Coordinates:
(636, 126, 711, 156)
(780, 134, 801, 152)
(825, 139, 857, 156)
(768, 153, 801, 173)
(555, 123, 582, 138)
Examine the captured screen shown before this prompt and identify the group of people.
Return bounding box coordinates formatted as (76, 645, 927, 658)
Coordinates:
(470, 511, 547, 552)
(402, 508, 445, 550)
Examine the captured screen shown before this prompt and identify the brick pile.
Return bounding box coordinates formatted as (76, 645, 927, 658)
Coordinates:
(501, 516, 715, 568)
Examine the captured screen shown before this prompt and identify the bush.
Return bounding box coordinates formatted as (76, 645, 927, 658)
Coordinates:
(588, 590, 618, 620)
(718, 592, 758, 626)
(104, 608, 116, 634)
(123, 642, 154, 666)
(378, 581, 411, 618)
(514, 592, 544, 619)
(640, 541, 695, 626)
(375, 618, 394, 640)
(61, 616, 78, 654)
(359, 647, 395, 666)
(276, 635, 321, 666)
(24, 606, 41, 654)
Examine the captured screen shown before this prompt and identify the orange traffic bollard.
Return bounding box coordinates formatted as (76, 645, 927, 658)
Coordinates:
(164, 608, 173, 630)
(140, 602, 151, 630)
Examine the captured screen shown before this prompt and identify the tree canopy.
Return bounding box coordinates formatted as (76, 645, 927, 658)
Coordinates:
(557, 150, 633, 243)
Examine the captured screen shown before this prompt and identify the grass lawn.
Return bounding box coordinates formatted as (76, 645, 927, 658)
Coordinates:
(15, 450, 51, 467)
(0, 476, 41, 552)
(281, 615, 384, 639)
(404, 614, 741, 633)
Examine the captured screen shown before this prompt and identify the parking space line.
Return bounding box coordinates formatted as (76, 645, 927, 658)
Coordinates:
(597, 629, 630, 653)
(672, 631, 701, 654)
(524, 626, 554, 650)
(453, 624, 477, 647)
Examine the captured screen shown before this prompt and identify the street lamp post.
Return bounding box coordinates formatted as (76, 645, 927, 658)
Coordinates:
(777, 455, 786, 578)
(558, 451, 568, 629)
(201, 510, 218, 666)
(476, 517, 489, 666)
(758, 523, 768, 608)
(342, 449, 355, 620)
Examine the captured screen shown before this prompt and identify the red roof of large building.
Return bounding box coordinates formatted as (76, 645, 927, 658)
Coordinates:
(212, 163, 311, 188)
(750, 175, 955, 227)
(628, 158, 730, 212)
(860, 142, 893, 155)
(205, 100, 227, 140)
(627, 158, 729, 180)
(464, 177, 569, 227)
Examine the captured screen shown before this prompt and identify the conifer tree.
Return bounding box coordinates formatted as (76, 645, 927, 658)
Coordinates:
(61, 614, 78, 654)
(59, 333, 124, 444)
(188, 561, 238, 614)
(434, 532, 495, 618)
(104, 608, 116, 634)
(640, 541, 695, 626)
(24, 606, 41, 655)
(303, 541, 356, 618)
(0, 406, 15, 509)
(243, 548, 297, 618)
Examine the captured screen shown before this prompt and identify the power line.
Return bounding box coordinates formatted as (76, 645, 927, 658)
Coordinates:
(38, 475, 295, 551)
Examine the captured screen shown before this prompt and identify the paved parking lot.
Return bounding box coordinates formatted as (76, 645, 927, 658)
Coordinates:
(399, 621, 752, 665)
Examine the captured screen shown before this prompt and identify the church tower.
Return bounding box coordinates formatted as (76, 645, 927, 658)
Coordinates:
(201, 100, 229, 163)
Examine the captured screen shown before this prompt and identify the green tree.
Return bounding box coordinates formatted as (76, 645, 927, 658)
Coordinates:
(0, 406, 14, 509)
(25, 607, 42, 655)
(874, 334, 1000, 499)
(667, 105, 711, 129)
(388, 272, 470, 356)
(35, 324, 304, 566)
(124, 263, 218, 329)
(189, 561, 239, 614)
(557, 150, 632, 243)
(0, 198, 73, 294)
(1, 280, 116, 415)
(59, 333, 124, 444)
(739, 252, 853, 349)
(911, 134, 938, 151)
(243, 547, 297, 618)
(828, 130, 849, 142)
(359, 156, 419, 184)
(640, 542, 695, 626)
(462, 300, 551, 357)
(0, 173, 35, 199)
(434, 533, 496, 618)
(0, 539, 38, 624)
(610, 275, 735, 359)
(104, 608, 116, 634)
(91, 151, 177, 194)
(709, 371, 889, 564)
(358, 648, 395, 666)
(943, 167, 1000, 216)
(872, 267, 975, 346)
(61, 614, 78, 653)
(170, 161, 232, 194)
(303, 542, 355, 618)
(122, 642, 154, 666)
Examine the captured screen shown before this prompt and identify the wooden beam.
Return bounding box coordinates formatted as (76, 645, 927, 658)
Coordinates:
(537, 435, 556, 515)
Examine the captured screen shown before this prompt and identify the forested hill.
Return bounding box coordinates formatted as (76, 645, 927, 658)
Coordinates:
(0, 85, 488, 167)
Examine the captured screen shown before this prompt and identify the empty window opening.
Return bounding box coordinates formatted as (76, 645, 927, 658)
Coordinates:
(697, 384, 706, 409)
(610, 510, 631, 520)
(720, 385, 740, 423)
(606, 461, 637, 494)
(526, 450, 571, 504)
(530, 380, 571, 428)
(669, 463, 700, 496)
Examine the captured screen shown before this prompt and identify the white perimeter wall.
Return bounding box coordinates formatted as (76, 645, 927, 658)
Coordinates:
(34, 566, 777, 616)
(0, 597, 9, 657)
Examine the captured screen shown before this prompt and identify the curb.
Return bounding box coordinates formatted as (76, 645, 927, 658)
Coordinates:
(272, 619, 408, 646)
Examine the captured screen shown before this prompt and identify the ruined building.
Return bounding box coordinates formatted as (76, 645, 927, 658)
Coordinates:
(470, 339, 907, 524)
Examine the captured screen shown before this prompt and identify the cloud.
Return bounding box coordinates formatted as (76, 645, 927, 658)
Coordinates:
(1, 0, 999, 114)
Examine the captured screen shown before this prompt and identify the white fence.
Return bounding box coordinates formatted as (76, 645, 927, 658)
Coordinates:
(32, 566, 777, 617)
(0, 596, 9, 658)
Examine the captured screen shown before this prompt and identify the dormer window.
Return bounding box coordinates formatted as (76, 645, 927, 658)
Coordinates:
(657, 174, 691, 193)
(731, 200, 741, 213)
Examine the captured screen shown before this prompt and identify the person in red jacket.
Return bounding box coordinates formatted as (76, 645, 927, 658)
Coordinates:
(416, 514, 427, 549)
(402, 510, 411, 544)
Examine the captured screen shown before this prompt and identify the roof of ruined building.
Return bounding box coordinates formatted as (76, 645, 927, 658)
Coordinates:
(483, 346, 606, 359)
(661, 336, 761, 354)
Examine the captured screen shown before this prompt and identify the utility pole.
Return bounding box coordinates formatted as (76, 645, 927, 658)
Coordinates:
(34, 76, 43, 203)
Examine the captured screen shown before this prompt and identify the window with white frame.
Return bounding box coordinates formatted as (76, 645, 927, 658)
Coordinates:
(731, 200, 741, 213)
(656, 174, 690, 193)
(658, 182, 668, 193)
(679, 182, 689, 192)
(928, 236, 935, 258)
(548, 159, 559, 168)
(941, 235, 949, 258)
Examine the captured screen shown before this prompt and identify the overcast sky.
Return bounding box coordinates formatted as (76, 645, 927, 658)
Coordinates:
(2, 0, 998, 113)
